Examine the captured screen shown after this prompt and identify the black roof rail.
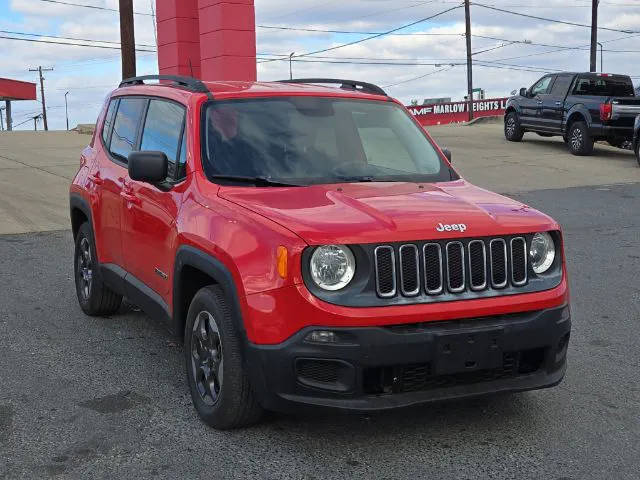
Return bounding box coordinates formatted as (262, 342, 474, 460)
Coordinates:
(119, 75, 212, 97)
(277, 78, 387, 96)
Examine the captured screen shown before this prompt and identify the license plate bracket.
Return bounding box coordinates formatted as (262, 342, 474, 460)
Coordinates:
(434, 329, 504, 375)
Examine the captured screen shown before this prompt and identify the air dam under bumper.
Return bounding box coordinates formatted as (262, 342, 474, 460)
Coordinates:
(245, 305, 570, 412)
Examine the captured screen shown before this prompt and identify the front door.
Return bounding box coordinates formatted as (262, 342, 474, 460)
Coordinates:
(520, 75, 554, 128)
(121, 98, 187, 296)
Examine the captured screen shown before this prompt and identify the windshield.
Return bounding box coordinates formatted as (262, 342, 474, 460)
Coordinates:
(202, 97, 453, 185)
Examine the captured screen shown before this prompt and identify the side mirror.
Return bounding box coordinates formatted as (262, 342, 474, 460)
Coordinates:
(442, 148, 452, 163)
(519, 87, 528, 97)
(128, 151, 168, 183)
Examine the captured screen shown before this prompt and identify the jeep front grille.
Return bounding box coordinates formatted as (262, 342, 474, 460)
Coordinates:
(373, 236, 528, 298)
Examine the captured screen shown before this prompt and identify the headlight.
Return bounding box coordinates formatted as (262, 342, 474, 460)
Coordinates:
(529, 232, 555, 274)
(310, 245, 355, 290)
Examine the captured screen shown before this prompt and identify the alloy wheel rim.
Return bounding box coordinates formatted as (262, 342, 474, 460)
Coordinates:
(77, 237, 93, 300)
(506, 117, 515, 136)
(571, 128, 583, 150)
(191, 311, 223, 406)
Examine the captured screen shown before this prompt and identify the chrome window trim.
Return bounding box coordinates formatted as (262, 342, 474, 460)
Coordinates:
(489, 238, 508, 289)
(510, 237, 528, 286)
(423, 243, 443, 295)
(398, 244, 420, 296)
(467, 240, 487, 291)
(446, 241, 466, 293)
(374, 245, 397, 298)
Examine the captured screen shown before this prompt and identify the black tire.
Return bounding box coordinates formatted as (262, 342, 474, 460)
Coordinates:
(566, 121, 594, 156)
(74, 222, 122, 315)
(635, 141, 640, 167)
(184, 285, 263, 429)
(504, 112, 524, 142)
(536, 132, 553, 137)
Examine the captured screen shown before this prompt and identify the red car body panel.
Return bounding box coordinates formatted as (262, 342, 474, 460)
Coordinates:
(71, 81, 569, 346)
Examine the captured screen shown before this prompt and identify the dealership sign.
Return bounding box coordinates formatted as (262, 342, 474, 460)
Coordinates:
(407, 98, 508, 126)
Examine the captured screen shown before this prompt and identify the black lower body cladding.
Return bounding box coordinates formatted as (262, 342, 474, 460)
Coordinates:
(244, 305, 571, 412)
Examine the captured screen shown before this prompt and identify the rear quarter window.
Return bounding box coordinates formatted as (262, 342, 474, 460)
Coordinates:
(101, 99, 118, 147)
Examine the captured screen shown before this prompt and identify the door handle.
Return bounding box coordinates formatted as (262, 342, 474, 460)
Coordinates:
(88, 173, 103, 185)
(120, 191, 140, 205)
(536, 100, 543, 104)
(555, 101, 562, 106)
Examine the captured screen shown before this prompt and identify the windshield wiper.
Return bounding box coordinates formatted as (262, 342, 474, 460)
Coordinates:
(334, 175, 376, 183)
(208, 175, 302, 187)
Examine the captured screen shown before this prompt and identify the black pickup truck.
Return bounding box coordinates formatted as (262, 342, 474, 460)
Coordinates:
(504, 72, 640, 158)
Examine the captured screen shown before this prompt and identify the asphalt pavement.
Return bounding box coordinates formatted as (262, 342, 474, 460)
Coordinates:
(1, 182, 638, 479)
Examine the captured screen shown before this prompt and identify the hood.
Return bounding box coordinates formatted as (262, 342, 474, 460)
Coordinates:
(218, 180, 559, 245)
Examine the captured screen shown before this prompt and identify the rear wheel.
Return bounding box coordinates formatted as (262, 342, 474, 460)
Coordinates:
(74, 222, 122, 315)
(504, 112, 524, 142)
(635, 141, 640, 167)
(184, 285, 263, 429)
(567, 121, 594, 156)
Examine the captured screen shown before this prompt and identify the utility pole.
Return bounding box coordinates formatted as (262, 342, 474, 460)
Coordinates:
(464, 0, 473, 121)
(0, 107, 5, 131)
(590, 0, 599, 72)
(64, 91, 70, 131)
(33, 115, 40, 131)
(289, 52, 295, 80)
(5, 101, 11, 131)
(29, 66, 53, 131)
(597, 41, 603, 72)
(119, 0, 136, 79)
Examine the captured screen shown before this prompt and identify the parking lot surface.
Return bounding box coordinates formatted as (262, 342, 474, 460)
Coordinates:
(1, 125, 639, 479)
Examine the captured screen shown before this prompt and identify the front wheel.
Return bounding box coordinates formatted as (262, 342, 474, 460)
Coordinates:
(184, 286, 263, 429)
(567, 121, 594, 156)
(74, 222, 122, 315)
(504, 112, 524, 142)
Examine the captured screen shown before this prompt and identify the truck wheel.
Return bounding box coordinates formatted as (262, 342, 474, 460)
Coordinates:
(184, 285, 263, 429)
(504, 112, 524, 142)
(567, 121, 594, 156)
(74, 222, 122, 315)
(635, 141, 640, 167)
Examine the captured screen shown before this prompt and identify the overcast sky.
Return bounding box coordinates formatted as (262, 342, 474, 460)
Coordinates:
(1, 0, 639, 130)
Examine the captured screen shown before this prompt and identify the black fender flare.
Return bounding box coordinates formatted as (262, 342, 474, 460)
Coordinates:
(172, 245, 246, 340)
(564, 104, 591, 132)
(504, 102, 520, 118)
(69, 192, 93, 238)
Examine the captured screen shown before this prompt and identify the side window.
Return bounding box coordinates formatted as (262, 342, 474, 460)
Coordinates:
(101, 99, 118, 147)
(110, 98, 146, 163)
(550, 75, 573, 97)
(531, 76, 553, 96)
(140, 99, 185, 180)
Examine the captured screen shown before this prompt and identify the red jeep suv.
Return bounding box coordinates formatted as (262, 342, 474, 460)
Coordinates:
(70, 76, 570, 429)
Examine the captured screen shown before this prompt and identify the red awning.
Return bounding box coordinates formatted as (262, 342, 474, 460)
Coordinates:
(0, 78, 37, 100)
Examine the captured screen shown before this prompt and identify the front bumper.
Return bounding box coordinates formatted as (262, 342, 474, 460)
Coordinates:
(245, 305, 570, 412)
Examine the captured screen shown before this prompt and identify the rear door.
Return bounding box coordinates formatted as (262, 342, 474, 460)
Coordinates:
(520, 75, 554, 127)
(90, 97, 146, 268)
(541, 74, 574, 132)
(120, 98, 187, 296)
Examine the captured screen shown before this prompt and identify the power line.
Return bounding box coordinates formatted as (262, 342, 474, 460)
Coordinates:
(38, 0, 153, 16)
(257, 24, 464, 36)
(383, 65, 456, 88)
(0, 35, 156, 52)
(259, 4, 464, 64)
(0, 29, 155, 48)
(473, 3, 639, 34)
